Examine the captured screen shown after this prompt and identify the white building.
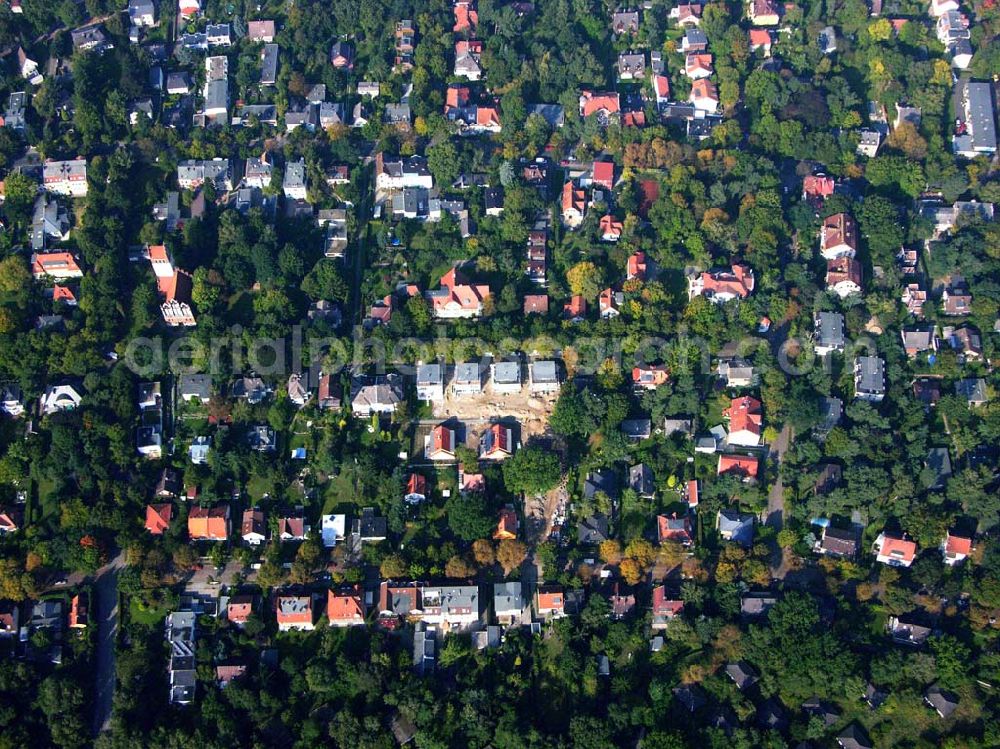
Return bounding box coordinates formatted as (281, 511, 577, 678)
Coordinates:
(42, 159, 88, 198)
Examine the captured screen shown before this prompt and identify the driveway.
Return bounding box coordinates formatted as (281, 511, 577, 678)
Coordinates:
(92, 552, 124, 736)
(765, 424, 792, 529)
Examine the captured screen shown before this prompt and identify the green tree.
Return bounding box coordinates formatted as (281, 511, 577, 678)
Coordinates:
(501, 446, 561, 495)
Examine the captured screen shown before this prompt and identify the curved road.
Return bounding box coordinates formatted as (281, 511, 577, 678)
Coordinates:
(91, 552, 124, 736)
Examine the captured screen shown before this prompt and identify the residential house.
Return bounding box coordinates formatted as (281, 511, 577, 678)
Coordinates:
(820, 213, 858, 259)
(535, 586, 566, 620)
(803, 174, 835, 202)
(724, 395, 763, 446)
(688, 265, 754, 302)
(718, 359, 757, 387)
(888, 616, 932, 646)
(682, 28, 708, 52)
(942, 278, 972, 316)
(953, 81, 997, 157)
(283, 159, 307, 200)
(529, 361, 560, 394)
(330, 41, 355, 70)
(599, 214, 623, 241)
(421, 586, 481, 629)
(247, 20, 276, 42)
(31, 195, 70, 251)
(651, 586, 684, 629)
(426, 268, 490, 319)
(670, 4, 703, 27)
(749, 0, 781, 24)
(416, 364, 444, 401)
(480, 422, 515, 461)
(0, 384, 24, 417)
(523, 294, 548, 314)
(145, 503, 173, 535)
(688, 79, 719, 113)
(658, 514, 693, 546)
(716, 510, 755, 545)
(350, 374, 404, 416)
(717, 454, 760, 480)
(327, 588, 365, 627)
(726, 661, 758, 690)
(949, 325, 983, 361)
(826, 256, 863, 297)
(652, 74, 671, 106)
(628, 463, 655, 497)
(353, 507, 388, 542)
(684, 53, 714, 79)
(561, 181, 586, 228)
(425, 424, 456, 461)
(942, 531, 972, 565)
(749, 28, 773, 54)
(818, 525, 857, 558)
(241, 509, 267, 545)
(178, 374, 212, 403)
(42, 159, 88, 197)
(494, 507, 518, 540)
(857, 129, 882, 157)
(378, 583, 421, 627)
(276, 595, 314, 631)
(632, 365, 669, 389)
(854, 356, 886, 402)
(621, 418, 652, 440)
(618, 52, 645, 80)
(925, 685, 959, 718)
(741, 593, 778, 618)
(320, 514, 346, 548)
(579, 91, 621, 123)
(491, 361, 521, 394)
(188, 436, 210, 464)
(815, 311, 846, 355)
(873, 532, 917, 567)
(494, 582, 524, 626)
(40, 383, 83, 414)
(955, 377, 987, 406)
(901, 327, 938, 358)
(454, 40, 483, 80)
(188, 505, 229, 541)
(612, 9, 640, 33)
(838, 724, 874, 749)
(452, 362, 483, 395)
(226, 596, 254, 627)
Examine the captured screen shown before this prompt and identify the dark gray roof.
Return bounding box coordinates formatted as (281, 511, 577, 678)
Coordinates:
(815, 311, 845, 348)
(725, 661, 757, 689)
(577, 514, 610, 545)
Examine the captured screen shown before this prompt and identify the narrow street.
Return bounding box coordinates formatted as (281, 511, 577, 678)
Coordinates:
(92, 552, 125, 736)
(765, 424, 792, 529)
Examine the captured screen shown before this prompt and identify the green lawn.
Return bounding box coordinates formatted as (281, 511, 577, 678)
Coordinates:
(35, 477, 59, 523)
(129, 597, 167, 627)
(322, 471, 359, 514)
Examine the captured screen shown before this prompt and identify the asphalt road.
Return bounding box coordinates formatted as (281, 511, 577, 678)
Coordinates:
(91, 552, 124, 736)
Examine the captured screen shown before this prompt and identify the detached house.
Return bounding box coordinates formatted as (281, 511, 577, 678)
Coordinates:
(688, 265, 754, 302)
(820, 213, 858, 259)
(241, 509, 267, 545)
(942, 531, 972, 565)
(854, 356, 886, 402)
(421, 586, 481, 629)
(579, 91, 621, 124)
(276, 595, 314, 631)
(749, 0, 781, 25)
(425, 425, 456, 461)
(724, 395, 763, 446)
(149, 245, 196, 327)
(815, 312, 846, 355)
(427, 268, 490, 318)
(330, 41, 354, 69)
(717, 454, 760, 481)
(901, 327, 938, 358)
(454, 40, 483, 80)
(688, 79, 719, 113)
(43, 159, 88, 197)
(416, 364, 445, 401)
(873, 532, 917, 567)
(826, 256, 863, 298)
(480, 422, 515, 461)
(618, 52, 645, 80)
(535, 586, 566, 620)
(684, 53, 714, 79)
(561, 181, 586, 228)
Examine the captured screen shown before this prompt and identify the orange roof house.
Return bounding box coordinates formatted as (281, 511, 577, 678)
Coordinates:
(652, 74, 671, 103)
(145, 503, 173, 535)
(657, 514, 693, 545)
(475, 106, 502, 130)
(685, 53, 714, 78)
(535, 586, 565, 618)
(826, 256, 863, 297)
(276, 595, 315, 631)
(723, 395, 763, 446)
(592, 160, 615, 191)
(627, 251, 647, 280)
(622, 110, 646, 128)
(426, 425, 456, 460)
(31, 252, 82, 279)
(579, 91, 621, 119)
(69, 594, 87, 628)
(599, 214, 623, 241)
(717, 454, 760, 480)
(943, 532, 972, 565)
(188, 504, 230, 541)
(523, 294, 549, 315)
(454, 1, 479, 33)
(327, 587, 365, 626)
(562, 181, 586, 226)
(51, 285, 78, 305)
(428, 267, 490, 318)
(632, 365, 670, 388)
(873, 533, 917, 567)
(748, 29, 772, 52)
(563, 295, 587, 320)
(688, 79, 719, 113)
(227, 596, 254, 626)
(686, 480, 699, 507)
(689, 265, 755, 302)
(445, 84, 470, 110)
(803, 174, 835, 200)
(494, 506, 519, 540)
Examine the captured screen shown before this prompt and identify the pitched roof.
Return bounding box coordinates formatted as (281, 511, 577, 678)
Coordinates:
(717, 454, 760, 478)
(188, 505, 229, 540)
(723, 395, 763, 436)
(327, 588, 365, 623)
(145, 503, 173, 534)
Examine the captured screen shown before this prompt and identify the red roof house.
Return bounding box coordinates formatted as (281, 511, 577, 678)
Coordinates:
(145, 503, 173, 535)
(717, 454, 761, 480)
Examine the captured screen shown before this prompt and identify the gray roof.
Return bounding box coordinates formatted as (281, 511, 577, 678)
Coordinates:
(963, 82, 997, 153)
(454, 362, 481, 384)
(925, 685, 959, 717)
(493, 582, 523, 611)
(717, 510, 754, 545)
(260, 44, 279, 85)
(204, 79, 228, 112)
(816, 311, 845, 348)
(416, 364, 443, 385)
(530, 360, 558, 383)
(583, 470, 617, 500)
(621, 418, 652, 438)
(528, 104, 564, 127)
(179, 374, 212, 398)
(855, 356, 885, 395)
(577, 514, 610, 545)
(283, 159, 306, 189)
(493, 361, 520, 385)
(956, 378, 987, 403)
(413, 627, 435, 673)
(725, 661, 757, 689)
(818, 397, 842, 432)
(925, 447, 952, 488)
(628, 463, 654, 495)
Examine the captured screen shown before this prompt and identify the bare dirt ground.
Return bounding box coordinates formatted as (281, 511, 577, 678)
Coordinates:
(431, 385, 558, 440)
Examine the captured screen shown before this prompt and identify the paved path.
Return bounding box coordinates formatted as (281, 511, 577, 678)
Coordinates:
(765, 424, 792, 529)
(92, 552, 125, 736)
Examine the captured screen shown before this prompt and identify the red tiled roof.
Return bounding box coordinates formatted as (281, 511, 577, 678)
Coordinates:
(563, 295, 587, 318)
(446, 85, 470, 109)
(622, 110, 646, 127)
(592, 160, 615, 189)
(821, 213, 857, 254)
(494, 507, 518, 539)
(803, 175, 835, 198)
(188, 505, 229, 540)
(945, 533, 972, 556)
(52, 285, 77, 303)
(327, 588, 365, 623)
(599, 214, 623, 239)
(717, 454, 760, 478)
(723, 396, 763, 436)
(406, 472, 427, 497)
(878, 535, 916, 563)
(652, 585, 684, 616)
(748, 29, 772, 46)
(429, 425, 455, 456)
(580, 91, 620, 117)
(701, 265, 754, 298)
(537, 588, 564, 611)
(562, 181, 586, 214)
(523, 294, 549, 314)
(826, 256, 862, 288)
(145, 503, 172, 534)
(689, 79, 718, 102)
(627, 251, 647, 279)
(686, 480, 699, 507)
(652, 75, 670, 98)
